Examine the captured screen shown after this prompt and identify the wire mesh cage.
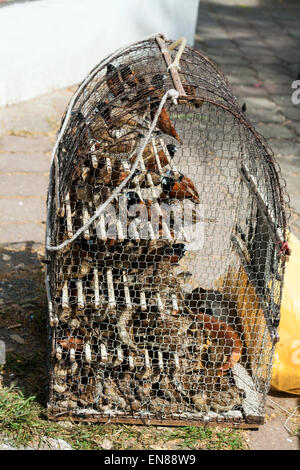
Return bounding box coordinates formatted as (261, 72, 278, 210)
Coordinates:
(45, 34, 290, 426)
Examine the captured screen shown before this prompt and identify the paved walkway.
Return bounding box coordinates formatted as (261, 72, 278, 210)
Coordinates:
(196, 0, 300, 238)
(0, 88, 74, 243)
(0, 0, 299, 451)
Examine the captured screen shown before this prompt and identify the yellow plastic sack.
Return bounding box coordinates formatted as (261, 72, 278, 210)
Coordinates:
(271, 233, 300, 395)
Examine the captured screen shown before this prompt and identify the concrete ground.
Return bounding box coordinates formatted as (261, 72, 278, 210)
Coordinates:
(0, 0, 299, 451)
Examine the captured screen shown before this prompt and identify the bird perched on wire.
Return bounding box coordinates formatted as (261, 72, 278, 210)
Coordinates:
(127, 73, 166, 113)
(120, 64, 146, 89)
(109, 167, 130, 188)
(126, 191, 148, 218)
(160, 170, 200, 203)
(76, 182, 93, 203)
(106, 63, 125, 98)
(126, 190, 177, 238)
(58, 330, 83, 351)
(150, 101, 183, 145)
(131, 143, 177, 172)
(93, 100, 112, 128)
(147, 243, 187, 266)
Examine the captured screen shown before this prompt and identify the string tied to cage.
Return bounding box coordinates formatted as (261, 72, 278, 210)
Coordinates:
(166, 37, 187, 72)
(46, 88, 179, 252)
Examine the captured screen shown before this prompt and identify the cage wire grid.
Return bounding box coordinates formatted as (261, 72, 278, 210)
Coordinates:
(45, 34, 290, 426)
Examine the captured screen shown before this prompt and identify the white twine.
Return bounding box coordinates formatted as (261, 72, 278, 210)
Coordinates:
(46, 88, 179, 252)
(267, 397, 300, 436)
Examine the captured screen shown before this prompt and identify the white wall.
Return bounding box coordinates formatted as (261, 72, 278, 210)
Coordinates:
(0, 0, 200, 107)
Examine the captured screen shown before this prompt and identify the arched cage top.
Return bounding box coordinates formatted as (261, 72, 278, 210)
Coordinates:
(48, 34, 288, 241)
(46, 34, 290, 426)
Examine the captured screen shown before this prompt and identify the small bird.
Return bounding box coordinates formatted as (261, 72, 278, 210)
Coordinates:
(127, 74, 165, 112)
(93, 100, 112, 128)
(151, 73, 166, 90)
(183, 83, 197, 97)
(150, 102, 183, 144)
(120, 64, 145, 88)
(208, 386, 244, 413)
(131, 143, 177, 172)
(166, 144, 177, 158)
(241, 103, 247, 112)
(76, 182, 93, 203)
(186, 287, 239, 327)
(110, 169, 129, 187)
(126, 191, 149, 219)
(147, 243, 186, 266)
(160, 171, 200, 203)
(68, 111, 87, 137)
(165, 243, 187, 264)
(191, 392, 209, 412)
(58, 331, 83, 351)
(106, 63, 124, 98)
(126, 191, 143, 208)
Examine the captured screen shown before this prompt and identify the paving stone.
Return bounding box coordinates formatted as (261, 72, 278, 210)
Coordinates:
(288, 121, 300, 136)
(200, 52, 249, 66)
(0, 223, 45, 243)
(227, 74, 258, 87)
(254, 64, 294, 84)
(246, 109, 285, 124)
(239, 45, 278, 60)
(231, 85, 269, 97)
(274, 48, 300, 65)
(247, 54, 280, 65)
(222, 65, 258, 86)
(0, 88, 72, 135)
(255, 123, 295, 139)
(288, 63, 300, 79)
(272, 95, 299, 107)
(264, 82, 293, 96)
(226, 27, 257, 41)
(239, 96, 278, 110)
(270, 140, 300, 158)
(248, 414, 299, 450)
(0, 153, 50, 172)
(0, 174, 49, 197)
(0, 198, 46, 223)
(0, 135, 52, 154)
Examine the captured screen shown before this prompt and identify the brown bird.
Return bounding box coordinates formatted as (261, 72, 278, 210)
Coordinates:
(131, 143, 177, 172)
(76, 182, 93, 203)
(151, 73, 166, 90)
(127, 74, 165, 111)
(110, 169, 129, 187)
(58, 331, 83, 351)
(93, 100, 112, 128)
(183, 82, 197, 97)
(150, 103, 183, 144)
(120, 64, 145, 88)
(160, 171, 200, 203)
(106, 63, 124, 98)
(147, 243, 187, 266)
(186, 287, 239, 327)
(126, 191, 147, 217)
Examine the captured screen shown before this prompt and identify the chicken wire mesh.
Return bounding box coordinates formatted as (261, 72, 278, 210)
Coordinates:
(45, 34, 290, 426)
